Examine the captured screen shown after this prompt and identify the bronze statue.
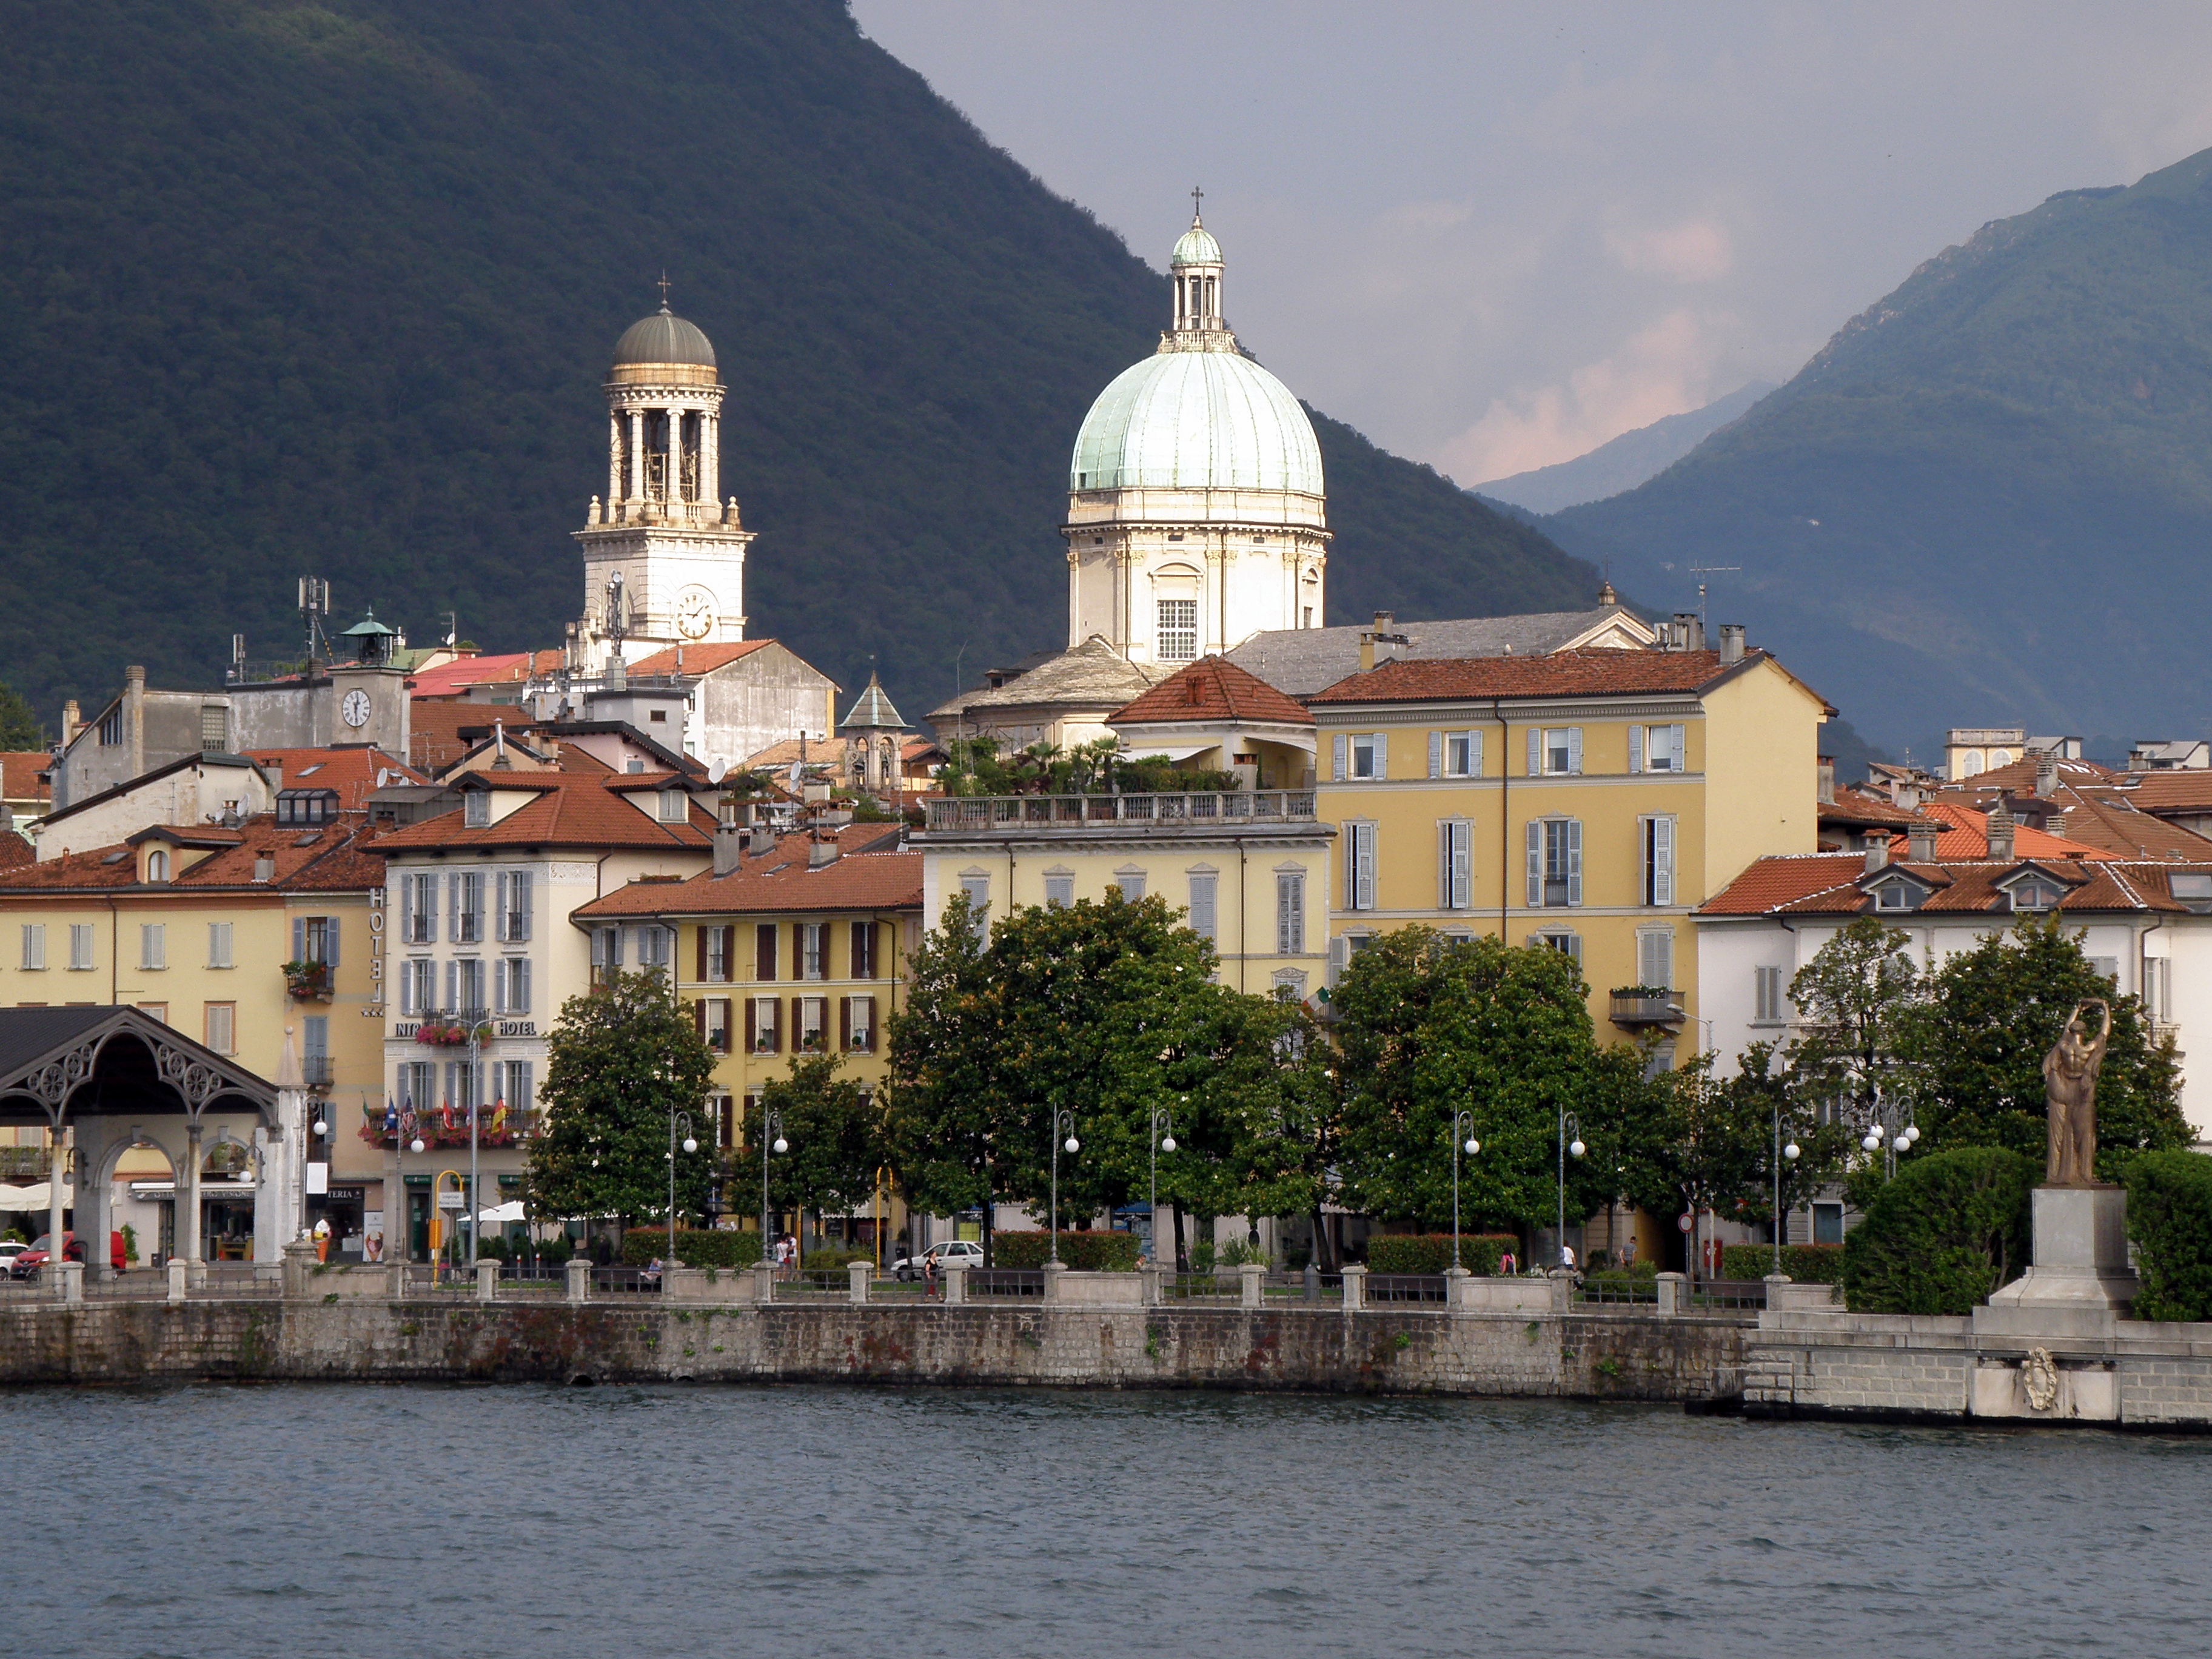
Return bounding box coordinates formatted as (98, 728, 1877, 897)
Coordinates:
(2042, 999, 2110, 1185)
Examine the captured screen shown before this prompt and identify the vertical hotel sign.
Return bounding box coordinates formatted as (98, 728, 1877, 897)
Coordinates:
(364, 883, 385, 1017)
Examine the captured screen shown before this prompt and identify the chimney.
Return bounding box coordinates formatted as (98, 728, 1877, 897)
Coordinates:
(1718, 624, 1745, 666)
(1986, 802, 2016, 863)
(1359, 631, 1375, 673)
(1817, 756, 1835, 805)
(1865, 838, 1890, 873)
(1908, 820, 1940, 863)
(2035, 752, 2057, 797)
(809, 834, 840, 870)
(713, 815, 743, 877)
(125, 665, 146, 778)
(1671, 614, 1705, 653)
(60, 699, 79, 747)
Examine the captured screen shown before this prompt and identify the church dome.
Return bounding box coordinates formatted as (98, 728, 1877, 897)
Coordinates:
(1171, 223, 1222, 267)
(612, 305, 716, 369)
(1070, 348, 1323, 496)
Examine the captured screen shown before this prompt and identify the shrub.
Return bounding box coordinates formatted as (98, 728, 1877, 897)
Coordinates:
(476, 1236, 509, 1263)
(2127, 1150, 2212, 1321)
(1187, 1239, 1216, 1274)
(522, 1236, 572, 1265)
(620, 1228, 763, 1269)
(1366, 1233, 1520, 1275)
(121, 1223, 139, 1265)
(1720, 1244, 1845, 1283)
(1842, 1147, 2037, 1315)
(990, 1231, 1141, 1271)
(1218, 1239, 1267, 1266)
(802, 1246, 876, 1270)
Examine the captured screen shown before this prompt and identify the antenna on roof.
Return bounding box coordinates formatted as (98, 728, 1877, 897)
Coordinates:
(1687, 563, 1740, 628)
(708, 759, 727, 785)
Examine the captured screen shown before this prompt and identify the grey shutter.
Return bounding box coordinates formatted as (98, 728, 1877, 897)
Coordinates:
(1469, 730, 1484, 779)
(326, 917, 338, 966)
(1527, 727, 1540, 777)
(1567, 728, 1583, 776)
(1374, 732, 1387, 779)
(400, 878, 414, 944)
(494, 874, 508, 942)
(1526, 820, 1543, 907)
(1277, 874, 1293, 954)
(493, 959, 508, 1014)
(515, 958, 530, 1015)
(1437, 821, 1452, 908)
(444, 960, 457, 1012)
(292, 918, 304, 961)
(1429, 730, 1443, 779)
(1653, 816, 1675, 907)
(1567, 819, 1583, 907)
(1332, 734, 1349, 782)
(515, 871, 531, 940)
(1354, 825, 1376, 911)
(1188, 874, 1216, 940)
(1671, 725, 1687, 773)
(447, 873, 459, 937)
(1451, 823, 1472, 910)
(1629, 725, 1645, 773)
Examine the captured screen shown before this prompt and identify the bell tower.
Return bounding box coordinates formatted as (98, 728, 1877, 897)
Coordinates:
(571, 290, 754, 670)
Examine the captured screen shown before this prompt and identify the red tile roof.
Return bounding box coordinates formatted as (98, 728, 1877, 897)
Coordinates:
(0, 831, 30, 871)
(1818, 788, 1921, 830)
(372, 773, 714, 853)
(625, 640, 775, 677)
(1905, 801, 2113, 861)
(1306, 648, 1789, 705)
(406, 702, 549, 774)
(1109, 656, 1314, 727)
(573, 830, 918, 919)
(2106, 770, 2212, 813)
(406, 651, 564, 698)
(1700, 851, 2207, 918)
(0, 815, 387, 894)
(1, 751, 50, 804)
(246, 747, 421, 810)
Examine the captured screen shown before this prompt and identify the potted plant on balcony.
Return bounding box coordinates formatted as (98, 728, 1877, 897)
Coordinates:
(283, 959, 333, 1002)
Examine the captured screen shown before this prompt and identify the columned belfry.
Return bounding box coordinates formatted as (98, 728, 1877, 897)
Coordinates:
(570, 290, 754, 669)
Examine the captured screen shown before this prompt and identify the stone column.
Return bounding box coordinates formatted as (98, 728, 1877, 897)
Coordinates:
(941, 1264, 967, 1305)
(180, 1124, 203, 1265)
(628, 409, 645, 501)
(666, 405, 684, 503)
(166, 1257, 187, 1304)
(1041, 1259, 1068, 1304)
(475, 1258, 498, 1302)
(848, 1258, 871, 1305)
(282, 1237, 318, 1299)
(702, 409, 719, 505)
(1655, 1271, 1686, 1316)
(564, 1254, 590, 1305)
(1340, 1263, 1366, 1312)
(608, 413, 624, 504)
(1238, 1261, 1265, 1308)
(1140, 1265, 1162, 1307)
(1444, 1264, 1472, 1311)
(752, 1259, 776, 1305)
(53, 1259, 82, 1305)
(46, 1123, 66, 1274)
(76, 1118, 113, 1282)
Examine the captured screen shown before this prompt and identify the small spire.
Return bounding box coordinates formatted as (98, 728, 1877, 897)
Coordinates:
(656, 270, 672, 313)
(1597, 579, 1618, 606)
(1191, 183, 1204, 224)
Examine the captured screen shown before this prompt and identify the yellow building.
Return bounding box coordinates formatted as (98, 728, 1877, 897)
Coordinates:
(572, 822, 920, 1249)
(1308, 633, 1829, 1061)
(0, 803, 389, 1257)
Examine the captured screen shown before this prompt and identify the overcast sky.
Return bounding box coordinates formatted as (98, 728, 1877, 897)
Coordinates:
(851, 1, 2212, 484)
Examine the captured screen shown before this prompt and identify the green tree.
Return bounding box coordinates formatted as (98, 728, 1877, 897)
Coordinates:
(1842, 1145, 2038, 1314)
(0, 681, 38, 749)
(752, 1053, 883, 1232)
(1332, 930, 1628, 1238)
(529, 970, 717, 1230)
(1785, 915, 1925, 1116)
(1899, 916, 2188, 1176)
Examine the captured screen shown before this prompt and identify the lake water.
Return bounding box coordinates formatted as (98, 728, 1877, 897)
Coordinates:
(5, 1383, 2205, 1658)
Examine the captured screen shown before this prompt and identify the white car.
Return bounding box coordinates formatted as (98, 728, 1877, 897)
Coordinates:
(891, 1239, 984, 1281)
(0, 1241, 27, 1274)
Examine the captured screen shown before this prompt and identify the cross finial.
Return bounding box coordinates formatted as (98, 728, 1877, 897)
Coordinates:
(1190, 184, 1204, 223)
(657, 270, 672, 310)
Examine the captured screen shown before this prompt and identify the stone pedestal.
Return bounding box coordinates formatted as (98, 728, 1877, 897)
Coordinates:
(565, 1255, 592, 1305)
(474, 1259, 499, 1302)
(848, 1259, 872, 1304)
(1238, 1261, 1265, 1309)
(1979, 1186, 2136, 1339)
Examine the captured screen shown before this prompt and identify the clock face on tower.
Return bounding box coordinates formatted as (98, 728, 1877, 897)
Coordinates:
(674, 585, 716, 641)
(340, 688, 372, 729)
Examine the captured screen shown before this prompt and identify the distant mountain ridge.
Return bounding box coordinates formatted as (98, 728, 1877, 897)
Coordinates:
(1475, 382, 1775, 515)
(1543, 149, 2212, 748)
(0, 0, 1598, 735)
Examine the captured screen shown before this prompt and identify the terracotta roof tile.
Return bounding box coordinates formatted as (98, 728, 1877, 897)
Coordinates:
(624, 640, 775, 677)
(1, 752, 50, 803)
(1701, 850, 2212, 919)
(1108, 657, 1314, 728)
(2110, 770, 2212, 813)
(0, 832, 30, 871)
(1904, 801, 2113, 861)
(373, 774, 713, 853)
(573, 834, 919, 919)
(246, 746, 421, 810)
(1818, 788, 1922, 830)
(0, 814, 386, 894)
(1306, 648, 1776, 705)
(405, 651, 564, 698)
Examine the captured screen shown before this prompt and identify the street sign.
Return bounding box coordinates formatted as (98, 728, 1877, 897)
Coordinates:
(1677, 1213, 1694, 1232)
(438, 1190, 466, 1210)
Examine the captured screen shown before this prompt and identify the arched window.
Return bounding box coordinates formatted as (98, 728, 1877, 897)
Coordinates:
(146, 849, 169, 882)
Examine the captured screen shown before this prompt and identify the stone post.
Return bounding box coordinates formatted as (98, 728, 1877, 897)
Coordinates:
(1140, 1265, 1162, 1307)
(166, 1257, 188, 1305)
(1444, 1264, 1472, 1311)
(1304, 1261, 1321, 1302)
(1655, 1271, 1686, 1316)
(1547, 1268, 1572, 1315)
(564, 1255, 591, 1305)
(752, 1259, 776, 1305)
(187, 1258, 208, 1293)
(1340, 1263, 1367, 1312)
(1238, 1261, 1265, 1309)
(281, 1237, 318, 1300)
(1041, 1259, 1068, 1305)
(52, 1259, 82, 1305)
(475, 1258, 499, 1303)
(942, 1264, 967, 1305)
(848, 1258, 871, 1305)
(1763, 1273, 1791, 1312)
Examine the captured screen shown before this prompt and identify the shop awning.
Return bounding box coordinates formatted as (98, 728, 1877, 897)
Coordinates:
(0, 1180, 69, 1210)
(476, 1201, 525, 1224)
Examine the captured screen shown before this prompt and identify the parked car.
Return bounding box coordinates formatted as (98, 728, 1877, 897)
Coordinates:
(890, 1239, 984, 1282)
(0, 1241, 27, 1273)
(10, 1230, 126, 1280)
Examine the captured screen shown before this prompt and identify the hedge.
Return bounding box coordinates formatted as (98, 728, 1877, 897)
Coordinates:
(1720, 1244, 1845, 1284)
(1842, 1146, 2037, 1315)
(1366, 1234, 1520, 1275)
(802, 1246, 876, 1270)
(619, 1228, 763, 1269)
(991, 1231, 1141, 1271)
(2127, 1150, 2212, 1321)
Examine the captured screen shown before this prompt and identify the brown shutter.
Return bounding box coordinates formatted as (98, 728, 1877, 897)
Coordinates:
(756, 923, 776, 981)
(695, 926, 708, 985)
(769, 997, 782, 1053)
(839, 996, 851, 1051)
(694, 1000, 706, 1042)
(743, 997, 757, 1053)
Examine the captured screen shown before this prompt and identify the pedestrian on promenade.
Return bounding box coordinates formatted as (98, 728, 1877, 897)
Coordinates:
(923, 1251, 938, 1300)
(1500, 1248, 1517, 1277)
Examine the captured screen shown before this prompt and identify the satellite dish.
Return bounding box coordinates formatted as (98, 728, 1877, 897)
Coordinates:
(708, 759, 728, 785)
(786, 759, 805, 788)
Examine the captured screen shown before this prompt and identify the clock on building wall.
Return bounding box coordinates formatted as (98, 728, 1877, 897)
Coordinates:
(341, 688, 372, 728)
(674, 585, 716, 641)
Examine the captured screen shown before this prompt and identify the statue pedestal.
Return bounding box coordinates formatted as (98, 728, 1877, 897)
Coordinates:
(1977, 1186, 2136, 1339)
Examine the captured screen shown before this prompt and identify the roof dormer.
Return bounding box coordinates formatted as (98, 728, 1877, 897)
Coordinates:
(1995, 859, 2082, 914)
(1857, 864, 1941, 914)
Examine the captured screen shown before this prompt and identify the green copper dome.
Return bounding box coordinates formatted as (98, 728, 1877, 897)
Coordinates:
(1070, 348, 1322, 496)
(612, 305, 716, 369)
(1171, 222, 1222, 267)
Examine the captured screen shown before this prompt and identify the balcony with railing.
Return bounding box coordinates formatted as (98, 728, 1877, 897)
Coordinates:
(301, 1056, 335, 1090)
(358, 1099, 537, 1150)
(924, 791, 1318, 834)
(1609, 987, 1686, 1028)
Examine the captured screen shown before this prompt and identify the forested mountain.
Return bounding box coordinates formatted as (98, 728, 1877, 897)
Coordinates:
(1546, 150, 2212, 749)
(1476, 381, 1774, 515)
(0, 0, 1596, 734)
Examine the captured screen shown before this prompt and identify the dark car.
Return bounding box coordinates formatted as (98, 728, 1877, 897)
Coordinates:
(11, 1230, 127, 1280)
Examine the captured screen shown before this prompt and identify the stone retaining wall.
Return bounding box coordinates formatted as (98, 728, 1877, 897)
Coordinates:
(0, 1296, 1750, 1399)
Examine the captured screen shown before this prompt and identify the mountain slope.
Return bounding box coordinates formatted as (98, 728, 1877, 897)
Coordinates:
(1546, 152, 2212, 747)
(1475, 381, 1775, 515)
(0, 0, 1596, 734)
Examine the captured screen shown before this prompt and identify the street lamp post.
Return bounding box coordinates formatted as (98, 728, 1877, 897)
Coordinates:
(1148, 1105, 1177, 1268)
(1450, 1108, 1479, 1272)
(1049, 1110, 1079, 1261)
(1772, 1099, 1800, 1276)
(1557, 1108, 1584, 1268)
(667, 1108, 697, 1264)
(466, 1014, 483, 1263)
(759, 1106, 786, 1264)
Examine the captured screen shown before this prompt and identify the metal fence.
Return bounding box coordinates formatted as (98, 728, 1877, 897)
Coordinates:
(925, 791, 1318, 831)
(1364, 1273, 1449, 1305)
(966, 1269, 1044, 1300)
(1577, 1275, 1660, 1307)
(1159, 1272, 1241, 1302)
(1687, 1278, 1768, 1311)
(1262, 1270, 1343, 1303)
(773, 1270, 853, 1301)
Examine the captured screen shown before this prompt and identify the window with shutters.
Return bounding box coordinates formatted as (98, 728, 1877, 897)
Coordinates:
(1187, 871, 1218, 941)
(1157, 598, 1198, 661)
(1349, 733, 1383, 779)
(796, 996, 828, 1052)
(712, 1093, 735, 1151)
(697, 997, 731, 1053)
(2088, 954, 2119, 983)
(704, 924, 731, 983)
(1530, 728, 1581, 776)
(501, 1059, 534, 1108)
(1044, 871, 1074, 908)
(755, 923, 779, 981)
(496, 871, 532, 942)
(1111, 866, 1147, 900)
(445, 1059, 482, 1108)
(1631, 723, 1687, 773)
(1637, 930, 1674, 991)
(1527, 819, 1581, 908)
(1641, 816, 1676, 906)
(1345, 822, 1378, 911)
(1276, 870, 1306, 954)
(496, 957, 530, 1016)
(591, 925, 622, 985)
(68, 924, 94, 971)
(398, 1061, 433, 1110)
(1754, 965, 1785, 1024)
(797, 922, 826, 980)
(297, 915, 337, 964)
(450, 957, 486, 1016)
(403, 871, 437, 944)
(451, 873, 483, 945)
(464, 792, 490, 828)
(746, 995, 781, 1054)
(632, 926, 671, 971)
(1535, 930, 1581, 963)
(400, 957, 434, 1015)
(19, 924, 43, 970)
(1438, 820, 1473, 910)
(203, 1002, 235, 1054)
(140, 924, 165, 971)
(850, 921, 877, 980)
(206, 922, 230, 970)
(958, 874, 991, 937)
(844, 994, 877, 1053)
(657, 789, 688, 823)
(1444, 731, 1480, 777)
